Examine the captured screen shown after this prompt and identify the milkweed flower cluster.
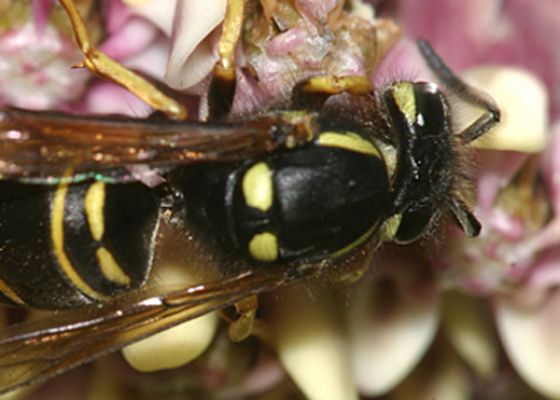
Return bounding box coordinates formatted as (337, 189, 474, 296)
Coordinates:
(0, 0, 558, 399)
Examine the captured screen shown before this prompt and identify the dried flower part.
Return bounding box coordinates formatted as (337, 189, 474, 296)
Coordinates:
(236, 0, 399, 114)
(154, 0, 400, 117)
(495, 288, 560, 399)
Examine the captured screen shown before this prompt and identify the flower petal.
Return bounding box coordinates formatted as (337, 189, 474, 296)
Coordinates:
(442, 291, 498, 378)
(462, 67, 548, 153)
(349, 279, 440, 396)
(121, 311, 218, 372)
(542, 121, 560, 214)
(495, 288, 560, 398)
(164, 0, 226, 90)
(100, 17, 159, 60)
(82, 82, 152, 116)
(396, 0, 500, 69)
(125, 0, 177, 36)
(0, 22, 88, 109)
(121, 265, 218, 372)
(475, 151, 528, 214)
(276, 296, 358, 400)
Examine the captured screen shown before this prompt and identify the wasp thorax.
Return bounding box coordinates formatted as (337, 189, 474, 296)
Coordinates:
(179, 130, 391, 264)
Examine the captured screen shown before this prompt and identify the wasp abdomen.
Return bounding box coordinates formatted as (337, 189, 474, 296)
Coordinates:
(0, 180, 160, 309)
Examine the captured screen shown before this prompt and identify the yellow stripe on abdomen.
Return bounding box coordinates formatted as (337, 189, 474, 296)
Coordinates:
(51, 179, 107, 301)
(96, 247, 132, 286)
(84, 181, 106, 241)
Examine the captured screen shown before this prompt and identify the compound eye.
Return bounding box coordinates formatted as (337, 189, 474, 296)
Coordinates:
(412, 82, 447, 133)
(385, 81, 448, 135)
(393, 205, 434, 244)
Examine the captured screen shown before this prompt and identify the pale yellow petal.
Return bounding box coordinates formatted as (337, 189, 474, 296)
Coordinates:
(121, 265, 218, 372)
(276, 298, 358, 400)
(495, 288, 560, 398)
(349, 280, 440, 396)
(460, 67, 548, 153)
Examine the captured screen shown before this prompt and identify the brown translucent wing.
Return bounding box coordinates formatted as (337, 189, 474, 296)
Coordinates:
(0, 265, 321, 395)
(0, 108, 291, 182)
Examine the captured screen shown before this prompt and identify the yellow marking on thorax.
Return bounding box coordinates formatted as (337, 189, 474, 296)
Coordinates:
(391, 82, 416, 123)
(242, 162, 273, 212)
(96, 247, 132, 286)
(249, 232, 278, 262)
(330, 223, 379, 259)
(317, 132, 381, 157)
(0, 278, 24, 305)
(51, 178, 106, 301)
(84, 181, 106, 241)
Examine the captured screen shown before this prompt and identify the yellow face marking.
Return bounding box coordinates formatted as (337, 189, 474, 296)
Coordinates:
(379, 214, 403, 241)
(392, 82, 416, 123)
(0, 278, 24, 305)
(248, 232, 278, 262)
(242, 162, 273, 212)
(52, 178, 106, 300)
(96, 247, 132, 286)
(84, 181, 106, 241)
(318, 132, 381, 157)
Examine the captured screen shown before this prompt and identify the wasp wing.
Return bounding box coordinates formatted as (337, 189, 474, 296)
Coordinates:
(0, 108, 299, 183)
(0, 265, 320, 395)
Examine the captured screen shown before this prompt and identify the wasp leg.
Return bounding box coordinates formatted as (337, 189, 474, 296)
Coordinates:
(417, 39, 501, 143)
(291, 75, 374, 110)
(59, 0, 187, 120)
(227, 295, 259, 342)
(448, 195, 481, 237)
(207, 0, 245, 120)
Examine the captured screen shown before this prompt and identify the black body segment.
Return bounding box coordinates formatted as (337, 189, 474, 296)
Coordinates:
(0, 182, 90, 308)
(180, 140, 390, 262)
(268, 145, 389, 260)
(0, 180, 160, 309)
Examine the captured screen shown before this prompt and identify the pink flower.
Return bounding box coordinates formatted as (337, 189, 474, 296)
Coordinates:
(0, 3, 87, 109)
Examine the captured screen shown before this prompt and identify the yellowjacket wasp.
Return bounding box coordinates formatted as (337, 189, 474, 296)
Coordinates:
(0, 0, 499, 394)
